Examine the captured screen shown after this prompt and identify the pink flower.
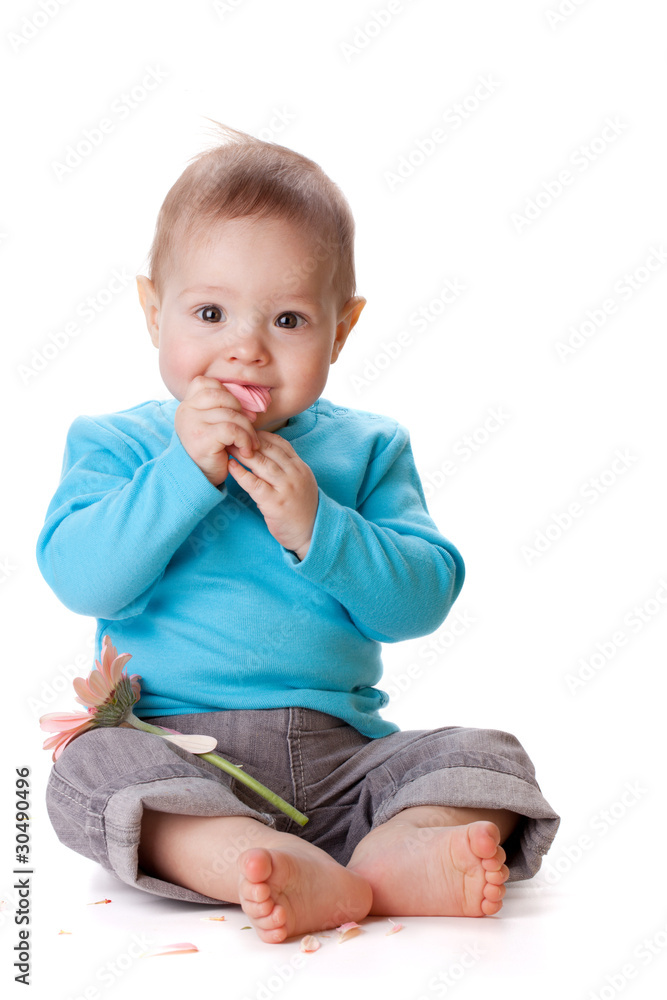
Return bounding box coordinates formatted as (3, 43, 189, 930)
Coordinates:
(39, 636, 309, 827)
(40, 711, 97, 761)
(72, 635, 139, 710)
(40, 637, 141, 761)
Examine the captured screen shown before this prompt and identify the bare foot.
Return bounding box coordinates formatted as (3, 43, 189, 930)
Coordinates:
(347, 819, 510, 917)
(238, 844, 373, 944)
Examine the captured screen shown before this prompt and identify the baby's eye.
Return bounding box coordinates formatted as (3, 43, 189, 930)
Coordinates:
(196, 305, 224, 323)
(275, 312, 305, 330)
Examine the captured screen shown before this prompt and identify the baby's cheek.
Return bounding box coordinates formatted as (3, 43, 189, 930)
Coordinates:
(159, 342, 206, 399)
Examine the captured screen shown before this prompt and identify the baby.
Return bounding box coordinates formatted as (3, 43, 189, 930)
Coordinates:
(37, 124, 559, 944)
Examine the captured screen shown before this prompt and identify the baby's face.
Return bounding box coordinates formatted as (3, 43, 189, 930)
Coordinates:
(138, 215, 364, 431)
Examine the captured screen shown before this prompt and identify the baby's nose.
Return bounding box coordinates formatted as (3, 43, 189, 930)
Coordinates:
(224, 319, 268, 364)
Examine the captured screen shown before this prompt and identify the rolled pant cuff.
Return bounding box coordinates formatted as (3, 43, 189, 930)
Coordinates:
(101, 774, 275, 903)
(372, 768, 560, 882)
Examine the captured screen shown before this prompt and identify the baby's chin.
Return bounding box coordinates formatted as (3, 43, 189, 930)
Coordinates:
(256, 415, 289, 433)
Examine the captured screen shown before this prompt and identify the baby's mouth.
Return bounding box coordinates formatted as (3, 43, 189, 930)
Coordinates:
(222, 382, 272, 413)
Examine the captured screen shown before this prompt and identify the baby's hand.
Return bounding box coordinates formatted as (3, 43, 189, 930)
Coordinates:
(175, 376, 261, 486)
(227, 432, 318, 560)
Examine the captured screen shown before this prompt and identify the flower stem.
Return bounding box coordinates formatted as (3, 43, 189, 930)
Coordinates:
(125, 714, 308, 827)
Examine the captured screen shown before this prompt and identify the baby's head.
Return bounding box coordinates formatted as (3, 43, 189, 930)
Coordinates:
(137, 124, 365, 430)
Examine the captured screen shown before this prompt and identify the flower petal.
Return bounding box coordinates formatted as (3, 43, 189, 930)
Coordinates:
(40, 712, 93, 732)
(386, 919, 404, 935)
(155, 733, 218, 753)
(98, 636, 118, 684)
(42, 733, 67, 751)
(147, 942, 199, 957)
(300, 935, 321, 952)
(336, 921, 362, 943)
(87, 670, 110, 701)
(109, 653, 132, 687)
(48, 726, 93, 761)
(72, 676, 106, 708)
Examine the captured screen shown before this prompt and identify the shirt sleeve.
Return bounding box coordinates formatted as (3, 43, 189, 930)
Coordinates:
(36, 415, 225, 619)
(284, 423, 465, 642)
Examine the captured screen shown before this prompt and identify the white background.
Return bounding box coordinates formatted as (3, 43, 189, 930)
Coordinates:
(1, 1, 665, 998)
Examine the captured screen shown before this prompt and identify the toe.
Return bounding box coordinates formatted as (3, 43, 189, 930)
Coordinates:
(481, 897, 503, 916)
(485, 865, 509, 886)
(483, 881, 506, 903)
(255, 904, 287, 930)
(249, 897, 275, 919)
(239, 847, 273, 884)
(240, 878, 272, 904)
(481, 846, 506, 872)
(469, 821, 501, 860)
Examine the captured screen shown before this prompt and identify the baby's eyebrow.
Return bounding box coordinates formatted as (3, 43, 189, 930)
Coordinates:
(178, 285, 318, 306)
(177, 285, 231, 299)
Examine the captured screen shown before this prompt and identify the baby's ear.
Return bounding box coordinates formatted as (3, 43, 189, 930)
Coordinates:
(136, 276, 160, 346)
(331, 296, 366, 363)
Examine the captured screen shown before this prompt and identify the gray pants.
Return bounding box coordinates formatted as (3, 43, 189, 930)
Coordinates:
(46, 708, 560, 904)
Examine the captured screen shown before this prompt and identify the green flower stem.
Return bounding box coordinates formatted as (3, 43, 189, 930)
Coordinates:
(125, 713, 308, 827)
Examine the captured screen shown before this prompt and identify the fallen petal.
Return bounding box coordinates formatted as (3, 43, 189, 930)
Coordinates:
(201, 916, 226, 922)
(386, 919, 404, 935)
(88, 898, 112, 905)
(58, 930, 72, 935)
(336, 921, 362, 943)
(300, 935, 321, 952)
(147, 942, 199, 957)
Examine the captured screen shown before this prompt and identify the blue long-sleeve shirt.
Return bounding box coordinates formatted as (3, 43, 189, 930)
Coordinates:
(36, 397, 464, 738)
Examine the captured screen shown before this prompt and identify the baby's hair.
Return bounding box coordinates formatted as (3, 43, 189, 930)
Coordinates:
(147, 121, 357, 308)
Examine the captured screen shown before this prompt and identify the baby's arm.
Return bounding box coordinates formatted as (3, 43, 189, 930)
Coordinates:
(285, 424, 464, 643)
(36, 411, 228, 619)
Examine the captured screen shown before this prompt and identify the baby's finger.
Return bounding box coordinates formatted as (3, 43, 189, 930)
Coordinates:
(227, 444, 283, 481)
(226, 457, 268, 496)
(183, 375, 237, 405)
(206, 407, 260, 451)
(253, 432, 303, 471)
